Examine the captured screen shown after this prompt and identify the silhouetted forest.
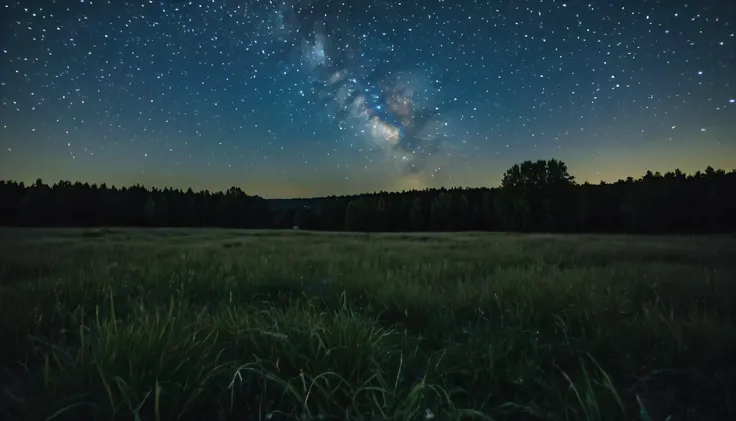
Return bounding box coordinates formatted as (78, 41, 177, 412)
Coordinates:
(1, 159, 734, 233)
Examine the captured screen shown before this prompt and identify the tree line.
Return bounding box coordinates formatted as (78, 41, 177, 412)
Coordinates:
(1, 159, 734, 234)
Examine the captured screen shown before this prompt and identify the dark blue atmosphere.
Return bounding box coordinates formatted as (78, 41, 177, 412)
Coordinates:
(1, 0, 735, 197)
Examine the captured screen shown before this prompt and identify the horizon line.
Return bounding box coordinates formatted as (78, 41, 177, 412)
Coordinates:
(2, 163, 734, 201)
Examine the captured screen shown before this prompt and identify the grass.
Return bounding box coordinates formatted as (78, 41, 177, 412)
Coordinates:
(0, 228, 734, 420)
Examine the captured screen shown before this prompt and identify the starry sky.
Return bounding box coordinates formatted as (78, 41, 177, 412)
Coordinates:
(1, 0, 735, 198)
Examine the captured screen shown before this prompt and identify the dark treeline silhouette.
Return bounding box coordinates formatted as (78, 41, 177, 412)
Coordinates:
(1, 159, 734, 233)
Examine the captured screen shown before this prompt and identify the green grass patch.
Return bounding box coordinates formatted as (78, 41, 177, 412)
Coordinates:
(1, 229, 735, 420)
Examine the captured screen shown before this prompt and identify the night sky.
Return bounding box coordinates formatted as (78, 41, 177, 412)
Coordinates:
(1, 0, 734, 198)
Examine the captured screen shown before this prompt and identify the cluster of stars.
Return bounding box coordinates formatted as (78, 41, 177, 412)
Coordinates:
(0, 0, 734, 195)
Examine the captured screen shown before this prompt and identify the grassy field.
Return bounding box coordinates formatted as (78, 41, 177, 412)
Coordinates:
(1, 228, 735, 421)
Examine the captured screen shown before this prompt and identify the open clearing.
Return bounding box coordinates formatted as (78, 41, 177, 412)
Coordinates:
(1, 228, 735, 420)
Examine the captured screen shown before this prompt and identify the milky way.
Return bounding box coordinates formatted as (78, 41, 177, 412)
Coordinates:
(280, 1, 452, 173)
(0, 0, 734, 197)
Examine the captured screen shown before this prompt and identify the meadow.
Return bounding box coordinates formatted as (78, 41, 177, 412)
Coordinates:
(1, 228, 734, 420)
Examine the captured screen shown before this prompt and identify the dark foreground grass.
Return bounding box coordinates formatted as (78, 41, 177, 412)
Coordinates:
(1, 229, 735, 420)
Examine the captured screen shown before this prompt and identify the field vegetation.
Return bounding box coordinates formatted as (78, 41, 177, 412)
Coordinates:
(1, 228, 735, 420)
